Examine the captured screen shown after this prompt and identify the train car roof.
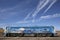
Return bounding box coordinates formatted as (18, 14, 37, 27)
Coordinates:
(6, 26, 54, 28)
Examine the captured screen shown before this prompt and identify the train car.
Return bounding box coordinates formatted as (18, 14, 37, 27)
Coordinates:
(6, 26, 56, 37)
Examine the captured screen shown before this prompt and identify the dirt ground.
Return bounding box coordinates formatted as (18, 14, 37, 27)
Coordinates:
(56, 31, 60, 36)
(0, 31, 60, 40)
(0, 37, 60, 40)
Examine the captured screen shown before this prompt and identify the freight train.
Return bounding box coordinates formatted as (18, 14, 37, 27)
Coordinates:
(6, 26, 57, 37)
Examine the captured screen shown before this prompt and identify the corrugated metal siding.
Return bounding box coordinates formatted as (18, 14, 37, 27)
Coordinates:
(6, 26, 55, 33)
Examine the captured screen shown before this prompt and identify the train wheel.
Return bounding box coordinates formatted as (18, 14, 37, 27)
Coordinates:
(46, 33, 52, 37)
(6, 33, 9, 37)
(34, 33, 37, 37)
(37, 33, 41, 37)
(18, 33, 24, 37)
(41, 33, 46, 37)
(10, 33, 16, 37)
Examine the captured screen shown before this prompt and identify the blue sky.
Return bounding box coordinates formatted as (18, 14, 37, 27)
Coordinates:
(0, 0, 60, 30)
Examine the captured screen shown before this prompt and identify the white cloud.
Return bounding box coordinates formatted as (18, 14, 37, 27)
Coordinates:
(24, 0, 57, 21)
(24, 8, 35, 20)
(0, 12, 18, 20)
(43, 0, 57, 14)
(16, 21, 30, 23)
(32, 0, 50, 17)
(24, 0, 51, 21)
(0, 2, 21, 13)
(0, 6, 18, 13)
(40, 13, 60, 19)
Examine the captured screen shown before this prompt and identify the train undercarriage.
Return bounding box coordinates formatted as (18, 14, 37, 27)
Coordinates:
(6, 33, 54, 37)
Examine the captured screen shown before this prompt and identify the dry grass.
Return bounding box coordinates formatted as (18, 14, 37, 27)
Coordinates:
(56, 31, 60, 37)
(0, 31, 60, 40)
(0, 37, 60, 40)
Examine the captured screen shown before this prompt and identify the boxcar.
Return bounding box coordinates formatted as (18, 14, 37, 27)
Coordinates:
(6, 26, 56, 37)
